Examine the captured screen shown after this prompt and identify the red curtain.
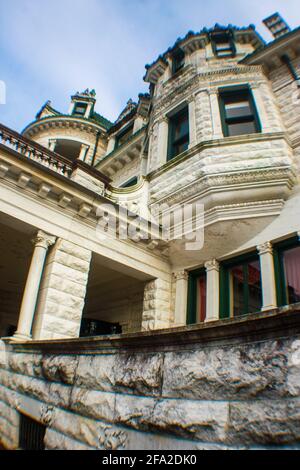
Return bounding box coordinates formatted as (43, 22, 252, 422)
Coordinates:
(284, 247, 300, 302)
(198, 276, 206, 322)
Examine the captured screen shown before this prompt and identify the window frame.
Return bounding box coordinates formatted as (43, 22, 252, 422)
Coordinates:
(172, 48, 185, 75)
(187, 267, 207, 325)
(219, 251, 262, 319)
(218, 85, 262, 138)
(114, 123, 134, 150)
(72, 102, 88, 117)
(167, 106, 190, 161)
(273, 236, 300, 307)
(211, 31, 236, 58)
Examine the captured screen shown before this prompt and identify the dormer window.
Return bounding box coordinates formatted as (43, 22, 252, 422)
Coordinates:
(172, 48, 185, 75)
(212, 32, 236, 58)
(72, 102, 88, 117)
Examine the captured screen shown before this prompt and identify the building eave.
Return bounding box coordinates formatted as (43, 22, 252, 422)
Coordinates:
(241, 27, 300, 65)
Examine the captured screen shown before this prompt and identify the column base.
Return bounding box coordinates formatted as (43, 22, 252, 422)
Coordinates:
(205, 316, 219, 323)
(261, 305, 277, 312)
(11, 332, 32, 342)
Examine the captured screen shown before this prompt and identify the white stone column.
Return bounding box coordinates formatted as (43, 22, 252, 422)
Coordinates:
(13, 231, 56, 341)
(205, 259, 220, 322)
(173, 270, 189, 326)
(251, 84, 270, 133)
(106, 137, 116, 155)
(208, 89, 223, 139)
(188, 97, 197, 149)
(257, 242, 277, 311)
(157, 117, 169, 165)
(48, 139, 57, 152)
(78, 144, 90, 162)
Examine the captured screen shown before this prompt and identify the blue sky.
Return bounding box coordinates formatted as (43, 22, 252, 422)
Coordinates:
(0, 0, 299, 132)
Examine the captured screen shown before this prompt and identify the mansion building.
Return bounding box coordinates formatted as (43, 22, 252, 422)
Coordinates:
(0, 14, 300, 450)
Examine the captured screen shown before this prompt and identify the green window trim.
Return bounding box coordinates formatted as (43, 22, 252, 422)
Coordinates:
(273, 236, 300, 307)
(187, 268, 206, 325)
(218, 85, 262, 138)
(219, 251, 261, 319)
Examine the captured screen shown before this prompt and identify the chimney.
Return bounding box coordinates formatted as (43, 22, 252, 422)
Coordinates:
(263, 12, 291, 39)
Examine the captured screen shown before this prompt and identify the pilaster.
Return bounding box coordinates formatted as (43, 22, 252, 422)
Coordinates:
(205, 259, 220, 322)
(257, 241, 277, 311)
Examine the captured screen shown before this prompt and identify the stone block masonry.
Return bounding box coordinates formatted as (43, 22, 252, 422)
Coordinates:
(32, 239, 92, 341)
(0, 306, 300, 450)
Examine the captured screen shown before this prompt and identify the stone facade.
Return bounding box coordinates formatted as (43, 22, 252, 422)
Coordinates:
(0, 17, 300, 450)
(1, 308, 300, 450)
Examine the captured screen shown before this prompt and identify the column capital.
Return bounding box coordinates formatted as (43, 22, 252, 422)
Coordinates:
(205, 259, 219, 272)
(32, 231, 56, 250)
(173, 270, 189, 282)
(187, 94, 196, 104)
(207, 87, 219, 96)
(159, 116, 169, 124)
(257, 241, 273, 256)
(81, 143, 90, 150)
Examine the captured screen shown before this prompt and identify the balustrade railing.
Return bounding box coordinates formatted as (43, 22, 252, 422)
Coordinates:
(0, 123, 73, 177)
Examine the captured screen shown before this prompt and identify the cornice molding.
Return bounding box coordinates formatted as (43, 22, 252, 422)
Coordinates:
(24, 116, 106, 138)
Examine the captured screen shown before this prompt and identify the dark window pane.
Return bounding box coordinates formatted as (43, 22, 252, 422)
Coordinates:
(197, 275, 207, 323)
(227, 120, 256, 136)
(173, 49, 185, 74)
(174, 116, 189, 141)
(115, 125, 134, 148)
(229, 259, 262, 317)
(73, 103, 87, 116)
(283, 246, 300, 304)
(225, 100, 252, 119)
(174, 140, 189, 156)
(248, 260, 262, 313)
(231, 265, 245, 317)
(168, 107, 189, 159)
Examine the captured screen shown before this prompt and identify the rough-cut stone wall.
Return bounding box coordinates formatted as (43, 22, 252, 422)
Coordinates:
(142, 278, 173, 331)
(32, 240, 92, 341)
(149, 136, 293, 205)
(1, 308, 300, 450)
(270, 59, 300, 174)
